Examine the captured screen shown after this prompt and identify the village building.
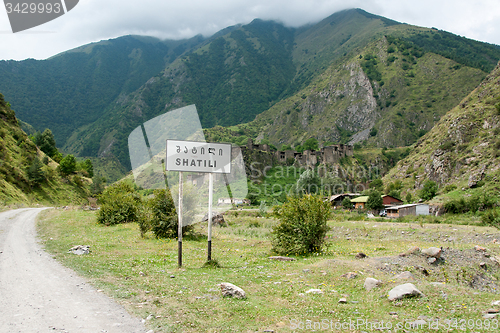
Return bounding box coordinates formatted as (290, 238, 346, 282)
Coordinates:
(382, 195, 404, 207)
(386, 204, 430, 218)
(329, 193, 361, 207)
(350, 196, 369, 209)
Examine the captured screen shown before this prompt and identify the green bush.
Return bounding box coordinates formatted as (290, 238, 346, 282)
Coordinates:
(59, 154, 77, 176)
(342, 197, 352, 209)
(148, 189, 193, 239)
(444, 194, 495, 214)
(482, 208, 500, 229)
(419, 180, 438, 201)
(271, 195, 331, 255)
(96, 182, 142, 226)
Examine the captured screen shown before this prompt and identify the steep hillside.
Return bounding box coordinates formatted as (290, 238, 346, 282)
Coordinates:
(63, 19, 298, 168)
(2, 8, 500, 175)
(0, 35, 205, 145)
(252, 36, 487, 148)
(383, 62, 500, 203)
(0, 94, 89, 205)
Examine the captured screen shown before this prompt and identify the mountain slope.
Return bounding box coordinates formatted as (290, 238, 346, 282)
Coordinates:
(251, 36, 487, 148)
(383, 61, 500, 202)
(0, 94, 89, 205)
(0, 35, 205, 145)
(2, 8, 500, 175)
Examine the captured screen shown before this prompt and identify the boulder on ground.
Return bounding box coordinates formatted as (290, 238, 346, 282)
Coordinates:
(202, 212, 226, 226)
(399, 246, 420, 257)
(421, 247, 442, 258)
(68, 245, 90, 255)
(364, 278, 382, 291)
(219, 282, 246, 299)
(388, 283, 423, 301)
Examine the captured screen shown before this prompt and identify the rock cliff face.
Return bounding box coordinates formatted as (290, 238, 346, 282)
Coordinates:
(383, 62, 500, 194)
(255, 59, 379, 146)
(253, 37, 486, 149)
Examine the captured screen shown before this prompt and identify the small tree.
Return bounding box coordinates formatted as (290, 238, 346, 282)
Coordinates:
(26, 157, 45, 189)
(296, 169, 321, 195)
(59, 154, 77, 175)
(406, 192, 413, 203)
(342, 197, 352, 210)
(303, 138, 319, 151)
(271, 195, 331, 255)
(419, 180, 438, 201)
(366, 190, 384, 210)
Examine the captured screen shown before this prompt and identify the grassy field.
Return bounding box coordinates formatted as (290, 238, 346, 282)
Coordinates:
(37, 208, 500, 332)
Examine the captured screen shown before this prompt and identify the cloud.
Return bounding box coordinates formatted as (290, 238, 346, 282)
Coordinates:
(0, 0, 499, 60)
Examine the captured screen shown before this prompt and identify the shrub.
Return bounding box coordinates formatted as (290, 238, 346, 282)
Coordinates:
(482, 209, 500, 229)
(444, 194, 495, 214)
(342, 197, 352, 209)
(96, 182, 142, 226)
(59, 154, 77, 175)
(419, 180, 438, 201)
(148, 189, 194, 239)
(271, 195, 331, 255)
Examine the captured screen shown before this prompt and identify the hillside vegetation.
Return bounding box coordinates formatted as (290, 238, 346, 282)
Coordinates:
(383, 61, 500, 206)
(0, 94, 90, 206)
(1, 9, 500, 175)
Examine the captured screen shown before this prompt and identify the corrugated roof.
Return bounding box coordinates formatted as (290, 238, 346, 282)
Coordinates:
(386, 203, 429, 210)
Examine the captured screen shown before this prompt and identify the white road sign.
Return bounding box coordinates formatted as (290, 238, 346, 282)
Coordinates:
(166, 140, 232, 173)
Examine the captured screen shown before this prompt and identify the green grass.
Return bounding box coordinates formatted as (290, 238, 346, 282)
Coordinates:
(37, 208, 500, 332)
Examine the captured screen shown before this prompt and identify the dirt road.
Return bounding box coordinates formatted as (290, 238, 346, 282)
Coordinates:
(0, 208, 150, 333)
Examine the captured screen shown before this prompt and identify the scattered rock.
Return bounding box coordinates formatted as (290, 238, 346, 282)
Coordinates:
(427, 257, 437, 264)
(364, 278, 382, 291)
(483, 313, 498, 319)
(474, 245, 487, 252)
(68, 245, 90, 255)
(388, 283, 423, 301)
(492, 300, 500, 306)
(202, 212, 226, 226)
(399, 246, 420, 257)
(170, 275, 175, 278)
(139, 271, 146, 276)
(394, 271, 415, 280)
(338, 297, 347, 303)
(355, 252, 367, 259)
(415, 265, 430, 276)
(480, 262, 487, 269)
(341, 272, 358, 279)
(302, 269, 311, 273)
(305, 289, 323, 294)
(421, 247, 442, 258)
(219, 282, 246, 299)
(268, 256, 296, 261)
(486, 308, 500, 314)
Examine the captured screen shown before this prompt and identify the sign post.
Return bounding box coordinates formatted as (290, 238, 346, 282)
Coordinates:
(166, 140, 232, 267)
(178, 172, 183, 267)
(207, 172, 213, 261)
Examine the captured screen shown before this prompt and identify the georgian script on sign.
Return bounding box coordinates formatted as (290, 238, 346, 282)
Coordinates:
(166, 140, 232, 173)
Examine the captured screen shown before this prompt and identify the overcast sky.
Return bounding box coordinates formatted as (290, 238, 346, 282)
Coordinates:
(1, 0, 499, 61)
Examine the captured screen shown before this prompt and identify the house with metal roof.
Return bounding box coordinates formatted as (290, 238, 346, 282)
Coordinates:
(386, 203, 429, 218)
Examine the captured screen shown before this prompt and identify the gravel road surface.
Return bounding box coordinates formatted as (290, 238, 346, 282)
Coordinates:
(0, 208, 150, 333)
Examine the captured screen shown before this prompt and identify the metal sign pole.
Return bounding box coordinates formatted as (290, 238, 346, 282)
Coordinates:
(178, 172, 183, 268)
(207, 172, 213, 261)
